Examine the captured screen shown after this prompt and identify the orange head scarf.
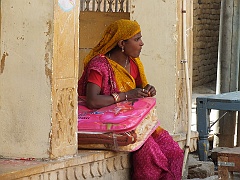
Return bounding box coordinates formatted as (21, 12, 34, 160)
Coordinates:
(83, 19, 148, 91)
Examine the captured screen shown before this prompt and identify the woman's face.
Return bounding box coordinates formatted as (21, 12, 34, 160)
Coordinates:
(123, 32, 144, 58)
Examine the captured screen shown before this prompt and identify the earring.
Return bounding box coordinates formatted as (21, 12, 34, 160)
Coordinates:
(122, 46, 124, 52)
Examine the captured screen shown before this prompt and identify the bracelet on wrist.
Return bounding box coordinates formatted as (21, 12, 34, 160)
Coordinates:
(125, 92, 128, 101)
(111, 93, 120, 103)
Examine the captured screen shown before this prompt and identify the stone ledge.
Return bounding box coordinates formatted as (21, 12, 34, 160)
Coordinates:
(0, 150, 131, 180)
(0, 131, 199, 180)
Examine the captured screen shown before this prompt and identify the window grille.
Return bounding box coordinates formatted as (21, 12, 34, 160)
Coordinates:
(80, 0, 129, 12)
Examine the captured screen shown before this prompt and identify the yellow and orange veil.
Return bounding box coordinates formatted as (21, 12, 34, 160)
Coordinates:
(83, 19, 148, 92)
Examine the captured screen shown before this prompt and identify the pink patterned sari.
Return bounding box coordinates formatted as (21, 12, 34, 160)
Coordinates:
(132, 130, 184, 180)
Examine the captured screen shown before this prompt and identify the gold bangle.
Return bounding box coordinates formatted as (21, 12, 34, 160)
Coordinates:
(111, 93, 120, 103)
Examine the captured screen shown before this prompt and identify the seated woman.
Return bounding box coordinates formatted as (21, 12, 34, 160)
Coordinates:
(78, 19, 184, 180)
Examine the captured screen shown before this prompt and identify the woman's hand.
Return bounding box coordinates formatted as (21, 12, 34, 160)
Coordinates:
(126, 88, 148, 99)
(143, 84, 156, 97)
(126, 84, 156, 99)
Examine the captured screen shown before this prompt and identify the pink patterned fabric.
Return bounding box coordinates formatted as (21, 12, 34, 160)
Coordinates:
(132, 130, 184, 180)
(78, 54, 119, 96)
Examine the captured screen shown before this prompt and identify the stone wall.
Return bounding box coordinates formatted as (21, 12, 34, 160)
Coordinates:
(0, 0, 79, 159)
(192, 0, 221, 87)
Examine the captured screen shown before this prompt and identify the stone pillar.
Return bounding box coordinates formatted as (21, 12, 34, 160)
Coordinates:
(0, 0, 79, 159)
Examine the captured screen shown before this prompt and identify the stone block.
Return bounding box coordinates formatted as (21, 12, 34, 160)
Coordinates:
(187, 154, 215, 179)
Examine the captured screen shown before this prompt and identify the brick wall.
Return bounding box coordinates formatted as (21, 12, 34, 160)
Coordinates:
(193, 0, 221, 87)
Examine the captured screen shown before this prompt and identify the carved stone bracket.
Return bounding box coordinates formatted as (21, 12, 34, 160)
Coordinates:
(50, 79, 78, 158)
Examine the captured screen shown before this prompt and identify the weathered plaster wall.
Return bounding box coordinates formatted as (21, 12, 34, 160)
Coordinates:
(0, 0, 54, 158)
(0, 0, 79, 159)
(130, 0, 192, 133)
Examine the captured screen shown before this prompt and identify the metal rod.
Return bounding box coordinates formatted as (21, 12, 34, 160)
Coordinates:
(210, 111, 228, 129)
